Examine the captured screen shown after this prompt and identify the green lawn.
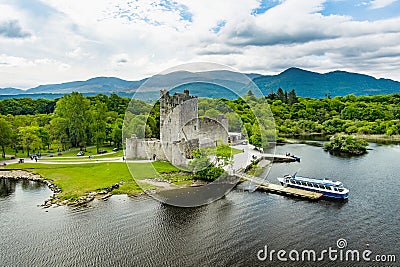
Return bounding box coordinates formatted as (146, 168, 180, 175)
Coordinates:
(203, 145, 243, 156)
(1, 145, 120, 160)
(4, 161, 182, 200)
(41, 150, 123, 161)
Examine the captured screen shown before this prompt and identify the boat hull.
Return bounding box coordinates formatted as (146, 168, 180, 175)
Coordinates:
(279, 180, 349, 199)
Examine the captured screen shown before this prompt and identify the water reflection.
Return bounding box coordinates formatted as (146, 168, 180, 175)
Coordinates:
(0, 179, 16, 197)
(21, 179, 43, 190)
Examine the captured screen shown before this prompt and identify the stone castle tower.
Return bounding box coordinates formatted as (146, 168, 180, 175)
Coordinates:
(126, 90, 229, 167)
(159, 89, 199, 143)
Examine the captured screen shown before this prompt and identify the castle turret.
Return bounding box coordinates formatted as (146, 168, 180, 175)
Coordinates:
(159, 89, 198, 143)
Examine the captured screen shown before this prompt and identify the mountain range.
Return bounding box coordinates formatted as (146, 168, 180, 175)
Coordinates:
(1, 67, 399, 100)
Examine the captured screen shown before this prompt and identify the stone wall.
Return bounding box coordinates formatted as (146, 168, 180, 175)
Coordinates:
(125, 134, 191, 168)
(181, 116, 229, 148)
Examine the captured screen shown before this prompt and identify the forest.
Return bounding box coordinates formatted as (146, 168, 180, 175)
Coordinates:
(1, 90, 400, 158)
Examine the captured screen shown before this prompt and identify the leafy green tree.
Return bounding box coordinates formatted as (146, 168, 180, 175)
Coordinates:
(204, 109, 220, 119)
(19, 126, 42, 156)
(0, 118, 12, 158)
(112, 119, 123, 148)
(55, 92, 90, 149)
(90, 100, 107, 153)
(324, 134, 368, 155)
(49, 117, 69, 151)
(188, 148, 210, 173)
(225, 112, 242, 132)
(188, 148, 225, 181)
(288, 89, 298, 105)
(38, 127, 51, 150)
(276, 88, 286, 103)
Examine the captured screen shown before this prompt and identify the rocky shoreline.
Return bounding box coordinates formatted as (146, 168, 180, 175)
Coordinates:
(0, 170, 122, 208)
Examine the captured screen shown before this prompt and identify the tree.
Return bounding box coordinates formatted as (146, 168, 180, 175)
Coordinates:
(276, 88, 286, 103)
(204, 109, 220, 119)
(324, 134, 368, 155)
(112, 119, 123, 148)
(188, 148, 210, 173)
(288, 89, 298, 105)
(188, 148, 225, 181)
(49, 117, 69, 151)
(19, 126, 42, 156)
(38, 127, 50, 150)
(54, 92, 91, 149)
(225, 112, 242, 132)
(90, 100, 107, 153)
(0, 118, 12, 158)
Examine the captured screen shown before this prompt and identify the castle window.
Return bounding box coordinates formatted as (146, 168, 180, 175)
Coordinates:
(194, 125, 197, 130)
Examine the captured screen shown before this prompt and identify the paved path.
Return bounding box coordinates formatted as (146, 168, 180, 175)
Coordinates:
(225, 144, 271, 174)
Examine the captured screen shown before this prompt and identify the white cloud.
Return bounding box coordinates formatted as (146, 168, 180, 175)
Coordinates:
(0, 0, 400, 88)
(369, 0, 397, 9)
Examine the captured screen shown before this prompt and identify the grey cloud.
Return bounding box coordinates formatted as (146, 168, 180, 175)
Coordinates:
(224, 23, 340, 47)
(197, 47, 243, 56)
(0, 20, 31, 39)
(117, 58, 128, 63)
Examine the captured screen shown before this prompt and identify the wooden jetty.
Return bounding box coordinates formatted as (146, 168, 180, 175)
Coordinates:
(235, 173, 322, 201)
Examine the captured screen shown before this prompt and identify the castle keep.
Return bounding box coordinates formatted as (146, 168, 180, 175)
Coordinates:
(125, 90, 229, 167)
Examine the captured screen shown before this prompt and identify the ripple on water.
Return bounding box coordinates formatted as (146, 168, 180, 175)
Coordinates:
(1, 143, 399, 266)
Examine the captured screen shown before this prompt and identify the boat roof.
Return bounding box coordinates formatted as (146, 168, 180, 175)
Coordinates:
(284, 174, 342, 186)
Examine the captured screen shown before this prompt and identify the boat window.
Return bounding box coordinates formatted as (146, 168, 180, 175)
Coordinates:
(326, 186, 332, 190)
(334, 188, 338, 191)
(319, 185, 325, 189)
(296, 181, 301, 185)
(290, 180, 295, 184)
(301, 182, 307, 186)
(338, 188, 344, 192)
(313, 184, 318, 188)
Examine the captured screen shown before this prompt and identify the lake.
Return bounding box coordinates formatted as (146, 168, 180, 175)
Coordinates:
(1, 143, 399, 266)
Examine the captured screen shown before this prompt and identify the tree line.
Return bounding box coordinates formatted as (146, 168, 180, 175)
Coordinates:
(1, 90, 400, 158)
(0, 93, 129, 157)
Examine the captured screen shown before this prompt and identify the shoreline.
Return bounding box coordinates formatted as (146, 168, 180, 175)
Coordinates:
(0, 169, 134, 208)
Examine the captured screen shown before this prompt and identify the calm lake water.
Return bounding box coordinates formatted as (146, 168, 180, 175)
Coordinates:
(1, 143, 399, 267)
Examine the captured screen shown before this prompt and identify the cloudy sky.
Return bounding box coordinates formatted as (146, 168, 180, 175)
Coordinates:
(1, 0, 400, 88)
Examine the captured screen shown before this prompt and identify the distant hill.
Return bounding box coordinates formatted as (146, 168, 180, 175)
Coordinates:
(1, 68, 400, 100)
(252, 67, 400, 98)
(26, 77, 145, 94)
(0, 88, 25, 95)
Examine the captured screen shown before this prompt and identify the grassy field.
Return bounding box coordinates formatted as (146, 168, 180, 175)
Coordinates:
(40, 150, 124, 161)
(4, 161, 182, 200)
(203, 146, 243, 156)
(1, 145, 121, 160)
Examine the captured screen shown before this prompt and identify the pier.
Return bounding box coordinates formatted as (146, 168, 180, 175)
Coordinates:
(235, 173, 323, 201)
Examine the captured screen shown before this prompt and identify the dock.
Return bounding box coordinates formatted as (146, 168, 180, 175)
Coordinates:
(235, 173, 322, 201)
